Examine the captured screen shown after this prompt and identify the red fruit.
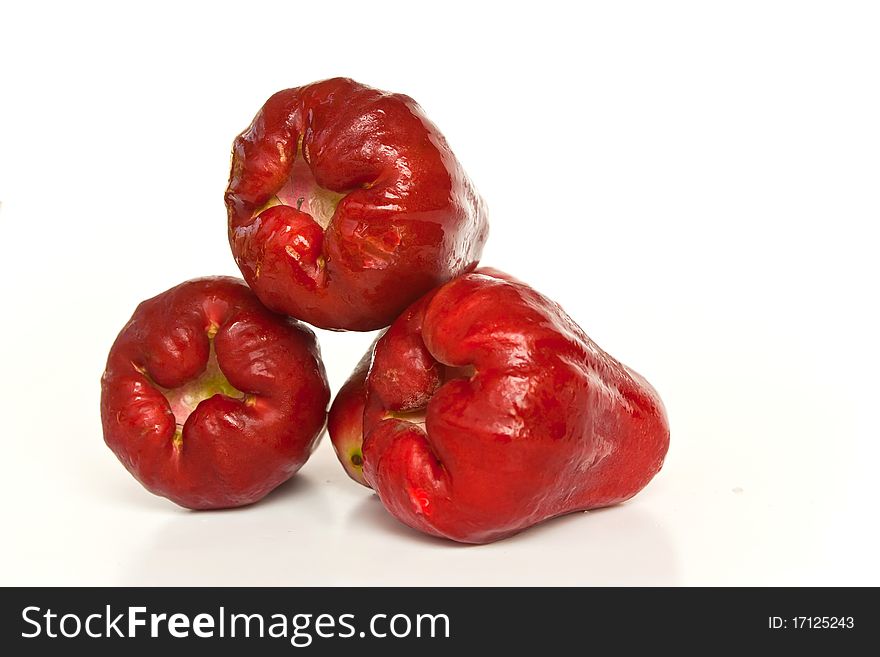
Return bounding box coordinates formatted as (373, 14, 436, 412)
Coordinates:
(326, 345, 373, 486)
(225, 77, 489, 331)
(101, 277, 329, 509)
(328, 269, 670, 543)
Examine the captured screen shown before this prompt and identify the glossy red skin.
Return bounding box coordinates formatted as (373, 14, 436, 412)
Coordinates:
(100, 277, 330, 509)
(226, 77, 488, 331)
(329, 269, 670, 544)
(326, 343, 375, 486)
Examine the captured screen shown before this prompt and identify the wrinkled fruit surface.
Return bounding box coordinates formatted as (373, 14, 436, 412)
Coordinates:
(329, 269, 670, 543)
(101, 277, 330, 509)
(225, 77, 489, 331)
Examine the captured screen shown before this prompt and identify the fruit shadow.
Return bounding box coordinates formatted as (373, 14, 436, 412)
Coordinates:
(347, 494, 681, 585)
(117, 479, 678, 585)
(115, 473, 336, 586)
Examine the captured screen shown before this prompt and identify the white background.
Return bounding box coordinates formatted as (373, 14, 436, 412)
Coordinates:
(1, 1, 878, 586)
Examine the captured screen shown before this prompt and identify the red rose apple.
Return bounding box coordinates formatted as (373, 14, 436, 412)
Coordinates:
(329, 269, 670, 543)
(101, 277, 329, 509)
(225, 77, 489, 331)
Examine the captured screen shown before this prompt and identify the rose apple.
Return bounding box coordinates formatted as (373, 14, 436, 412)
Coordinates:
(328, 269, 670, 543)
(101, 277, 329, 509)
(225, 77, 489, 331)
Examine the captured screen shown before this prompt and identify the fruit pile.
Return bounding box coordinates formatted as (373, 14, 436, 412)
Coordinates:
(101, 78, 669, 544)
